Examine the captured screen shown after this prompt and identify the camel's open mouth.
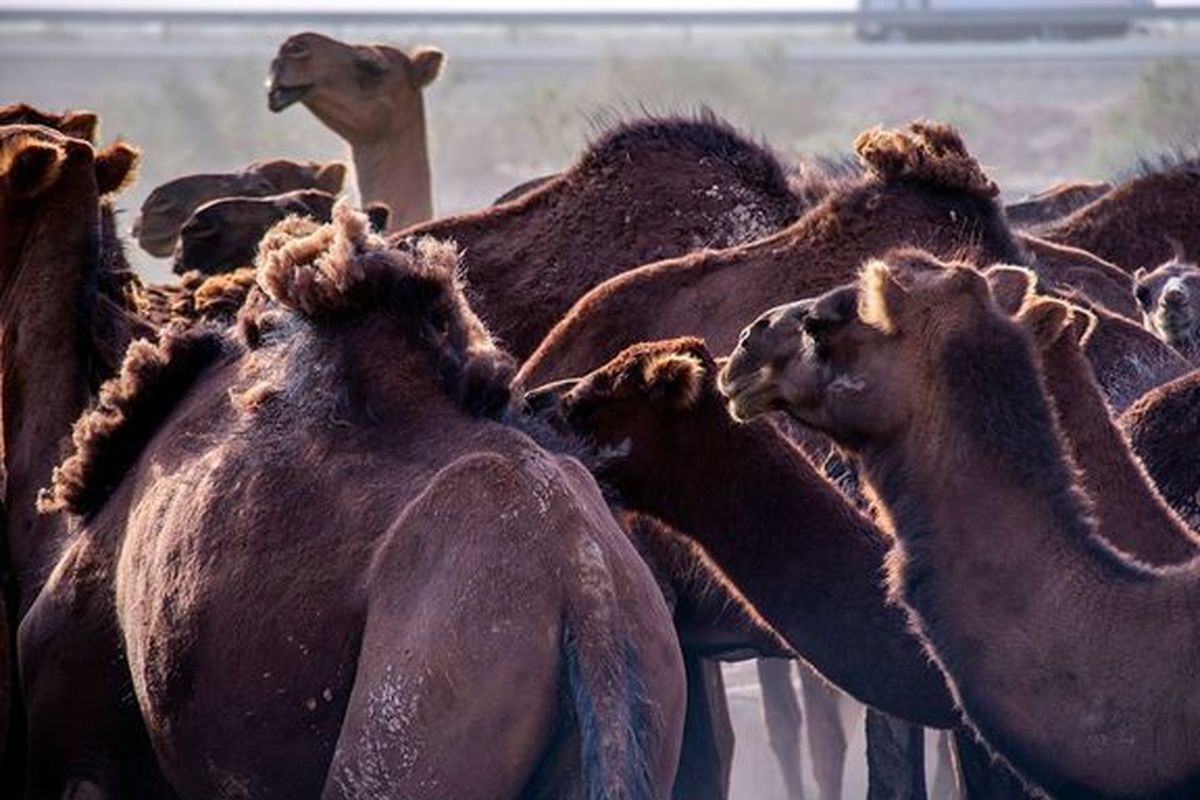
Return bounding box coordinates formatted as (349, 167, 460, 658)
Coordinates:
(267, 82, 313, 112)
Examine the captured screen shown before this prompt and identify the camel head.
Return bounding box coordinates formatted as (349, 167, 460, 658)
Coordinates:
(525, 338, 722, 496)
(133, 158, 344, 259)
(267, 32, 444, 143)
(174, 189, 337, 277)
(721, 250, 1014, 448)
(1134, 250, 1200, 361)
(1, 125, 138, 292)
(0, 103, 99, 143)
(252, 203, 514, 417)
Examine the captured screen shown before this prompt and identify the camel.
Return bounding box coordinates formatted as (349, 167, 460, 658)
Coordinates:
(393, 112, 803, 359)
(1036, 152, 1200, 272)
(523, 338, 1045, 797)
(0, 123, 160, 795)
(267, 31, 442, 232)
(516, 120, 1027, 388)
(722, 254, 1200, 798)
(1003, 180, 1112, 228)
(26, 204, 687, 798)
(1020, 235, 1138, 320)
(173, 189, 390, 277)
(1134, 250, 1200, 363)
(133, 157, 346, 258)
(1121, 369, 1200, 531)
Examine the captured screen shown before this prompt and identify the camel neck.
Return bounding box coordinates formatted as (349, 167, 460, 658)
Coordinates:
(350, 99, 432, 232)
(1, 203, 94, 614)
(628, 409, 956, 726)
(1040, 334, 1200, 565)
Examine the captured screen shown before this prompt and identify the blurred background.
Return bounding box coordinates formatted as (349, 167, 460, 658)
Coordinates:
(2, 0, 1198, 795)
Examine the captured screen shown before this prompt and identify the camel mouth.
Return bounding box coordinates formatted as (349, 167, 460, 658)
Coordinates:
(718, 368, 780, 423)
(137, 230, 179, 259)
(267, 82, 313, 112)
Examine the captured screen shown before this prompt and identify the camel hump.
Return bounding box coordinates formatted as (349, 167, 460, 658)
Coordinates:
(854, 119, 998, 199)
(256, 200, 460, 319)
(39, 324, 230, 518)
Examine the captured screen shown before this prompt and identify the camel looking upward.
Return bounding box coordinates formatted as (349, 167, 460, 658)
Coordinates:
(267, 31, 442, 231)
(722, 255, 1200, 799)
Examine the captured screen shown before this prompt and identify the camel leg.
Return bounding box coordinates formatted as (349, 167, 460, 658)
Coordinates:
(951, 729, 1036, 800)
(929, 731, 960, 800)
(865, 709, 927, 800)
(758, 658, 806, 800)
(800, 664, 847, 800)
(672, 654, 733, 800)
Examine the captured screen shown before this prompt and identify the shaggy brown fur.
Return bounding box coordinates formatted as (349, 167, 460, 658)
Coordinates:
(1121, 369, 1200, 530)
(1037, 153, 1200, 272)
(39, 324, 229, 517)
(518, 119, 1024, 387)
(726, 255, 1200, 798)
(1004, 180, 1112, 228)
(0, 103, 98, 142)
(27, 205, 686, 798)
(394, 111, 803, 359)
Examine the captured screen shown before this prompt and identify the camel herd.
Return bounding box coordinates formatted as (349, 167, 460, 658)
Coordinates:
(1, 27, 1199, 800)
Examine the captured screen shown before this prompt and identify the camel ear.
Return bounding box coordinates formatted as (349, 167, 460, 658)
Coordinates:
(1133, 267, 1147, 283)
(859, 259, 907, 333)
(365, 202, 390, 233)
(408, 46, 444, 89)
(623, 513, 794, 660)
(3, 139, 66, 198)
(314, 162, 346, 194)
(642, 351, 706, 409)
(94, 141, 139, 196)
(985, 265, 1036, 315)
(1017, 297, 1076, 349)
(60, 111, 99, 143)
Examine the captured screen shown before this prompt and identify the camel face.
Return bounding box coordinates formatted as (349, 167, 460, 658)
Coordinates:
(267, 32, 443, 143)
(173, 189, 336, 276)
(1135, 258, 1200, 360)
(527, 339, 712, 489)
(135, 172, 274, 257)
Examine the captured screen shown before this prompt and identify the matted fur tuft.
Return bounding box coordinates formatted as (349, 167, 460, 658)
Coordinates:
(39, 323, 231, 517)
(641, 351, 706, 409)
(193, 267, 258, 322)
(256, 201, 461, 319)
(854, 120, 998, 199)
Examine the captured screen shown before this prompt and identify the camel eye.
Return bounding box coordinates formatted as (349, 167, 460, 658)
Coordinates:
(282, 41, 310, 58)
(1135, 285, 1152, 308)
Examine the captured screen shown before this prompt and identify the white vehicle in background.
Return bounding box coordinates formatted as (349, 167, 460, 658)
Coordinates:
(856, 0, 1155, 41)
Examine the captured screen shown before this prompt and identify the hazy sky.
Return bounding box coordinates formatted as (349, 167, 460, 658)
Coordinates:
(6, 0, 1197, 11)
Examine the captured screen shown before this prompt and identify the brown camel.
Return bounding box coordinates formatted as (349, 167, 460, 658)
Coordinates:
(268, 31, 441, 232)
(1019, 234, 1138, 320)
(0, 123, 162, 795)
(1036, 153, 1200, 272)
(1121, 369, 1200, 530)
(173, 189, 390, 276)
(27, 205, 686, 799)
(0, 102, 98, 142)
(393, 112, 802, 359)
(517, 120, 1027, 388)
(723, 255, 1200, 798)
(1133, 250, 1200, 363)
(1003, 180, 1111, 228)
(133, 157, 345, 258)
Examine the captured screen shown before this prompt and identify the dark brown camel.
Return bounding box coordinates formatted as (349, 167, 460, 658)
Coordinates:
(27, 205, 686, 799)
(132, 157, 346, 258)
(174, 189, 389, 276)
(1036, 153, 1200, 272)
(392, 112, 803, 359)
(723, 255, 1200, 798)
(517, 120, 1026, 388)
(1121, 369, 1200, 530)
(0, 123, 161, 795)
(1003, 179, 1111, 228)
(1020, 234, 1138, 320)
(1133, 249, 1200, 364)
